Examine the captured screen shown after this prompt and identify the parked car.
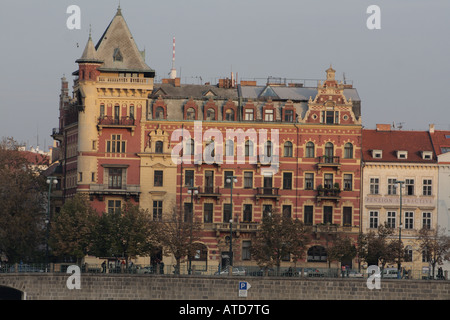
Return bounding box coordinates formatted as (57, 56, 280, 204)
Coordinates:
(215, 266, 247, 276)
(248, 268, 275, 277)
(304, 268, 325, 277)
(281, 267, 302, 277)
(9, 264, 44, 273)
(382, 268, 399, 279)
(347, 269, 363, 278)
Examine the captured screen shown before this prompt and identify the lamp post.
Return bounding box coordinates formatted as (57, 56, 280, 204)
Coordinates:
(187, 187, 198, 275)
(45, 176, 58, 272)
(226, 176, 237, 271)
(395, 180, 405, 279)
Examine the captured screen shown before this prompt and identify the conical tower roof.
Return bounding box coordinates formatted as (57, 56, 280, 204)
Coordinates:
(76, 30, 103, 64)
(92, 6, 154, 75)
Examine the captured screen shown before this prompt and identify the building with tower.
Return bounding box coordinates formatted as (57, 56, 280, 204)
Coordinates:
(52, 7, 363, 271)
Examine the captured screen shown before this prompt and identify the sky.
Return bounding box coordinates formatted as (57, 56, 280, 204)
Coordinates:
(0, 0, 449, 151)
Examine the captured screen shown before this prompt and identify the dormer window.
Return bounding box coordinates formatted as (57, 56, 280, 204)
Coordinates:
(113, 48, 123, 62)
(372, 150, 382, 159)
(397, 150, 408, 159)
(422, 151, 432, 160)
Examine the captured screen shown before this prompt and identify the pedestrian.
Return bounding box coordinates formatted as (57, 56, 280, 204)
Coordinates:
(101, 260, 106, 273)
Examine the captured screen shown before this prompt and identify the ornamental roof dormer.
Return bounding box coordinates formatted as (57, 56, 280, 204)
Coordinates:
(304, 66, 360, 125)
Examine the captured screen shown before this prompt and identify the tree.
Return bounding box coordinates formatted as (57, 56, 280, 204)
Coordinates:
(49, 194, 99, 264)
(91, 201, 157, 268)
(0, 137, 47, 263)
(157, 204, 202, 274)
(327, 236, 357, 268)
(357, 223, 398, 271)
(250, 210, 310, 275)
(418, 226, 450, 278)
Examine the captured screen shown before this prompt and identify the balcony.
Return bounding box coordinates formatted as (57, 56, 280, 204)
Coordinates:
(255, 187, 280, 201)
(89, 184, 140, 201)
(316, 156, 341, 172)
(51, 128, 64, 142)
(316, 187, 341, 202)
(97, 116, 136, 135)
(212, 221, 260, 236)
(197, 186, 221, 200)
(97, 76, 150, 85)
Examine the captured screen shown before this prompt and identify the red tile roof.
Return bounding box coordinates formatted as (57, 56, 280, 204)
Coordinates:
(362, 129, 435, 163)
(429, 130, 450, 156)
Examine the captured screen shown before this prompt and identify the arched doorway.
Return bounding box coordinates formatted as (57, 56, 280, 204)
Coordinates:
(0, 286, 23, 300)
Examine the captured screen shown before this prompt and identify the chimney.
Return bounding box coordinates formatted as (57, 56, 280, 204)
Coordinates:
(376, 124, 391, 131)
(429, 123, 435, 134)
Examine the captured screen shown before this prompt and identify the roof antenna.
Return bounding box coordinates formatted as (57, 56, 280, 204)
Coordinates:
(169, 37, 177, 79)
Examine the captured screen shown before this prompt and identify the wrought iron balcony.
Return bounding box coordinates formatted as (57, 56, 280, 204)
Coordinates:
(98, 116, 135, 127)
(197, 186, 221, 199)
(89, 184, 140, 201)
(316, 187, 341, 202)
(316, 156, 341, 170)
(255, 187, 280, 200)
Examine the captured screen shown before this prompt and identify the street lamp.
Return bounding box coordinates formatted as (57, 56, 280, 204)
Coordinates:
(394, 180, 405, 279)
(187, 187, 198, 275)
(45, 176, 58, 272)
(226, 176, 238, 271)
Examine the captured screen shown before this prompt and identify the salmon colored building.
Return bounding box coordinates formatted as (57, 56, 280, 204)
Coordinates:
(52, 7, 363, 271)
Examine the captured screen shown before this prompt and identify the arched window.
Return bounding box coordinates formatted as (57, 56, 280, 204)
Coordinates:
(226, 139, 234, 156)
(344, 143, 353, 159)
(225, 108, 235, 121)
(325, 142, 334, 162)
(155, 106, 165, 119)
(155, 141, 164, 154)
(206, 108, 215, 121)
(306, 142, 315, 158)
(245, 140, 254, 157)
(307, 246, 327, 262)
(264, 141, 272, 157)
(186, 107, 196, 120)
(284, 141, 293, 157)
(186, 138, 195, 155)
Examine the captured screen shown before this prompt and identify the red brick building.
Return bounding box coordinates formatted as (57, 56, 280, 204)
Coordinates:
(52, 7, 363, 270)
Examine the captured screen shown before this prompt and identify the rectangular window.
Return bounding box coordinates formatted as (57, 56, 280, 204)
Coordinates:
(304, 205, 314, 225)
(283, 172, 292, 190)
(185, 170, 194, 187)
(203, 203, 213, 223)
(264, 109, 274, 121)
(423, 179, 432, 196)
(305, 173, 314, 190)
(244, 172, 253, 189)
(153, 201, 163, 221)
(324, 173, 333, 189)
(262, 204, 272, 218)
(370, 178, 379, 195)
(284, 109, 294, 122)
(242, 240, 251, 260)
(422, 212, 431, 229)
(405, 179, 415, 195)
(387, 178, 397, 195)
(154, 170, 163, 187)
(107, 200, 122, 214)
(323, 206, 333, 224)
(387, 211, 396, 229)
(243, 204, 252, 222)
(184, 202, 193, 223)
(343, 207, 352, 226)
(224, 171, 234, 188)
(369, 211, 378, 229)
(282, 205, 292, 218)
(343, 174, 352, 191)
(405, 211, 414, 229)
(244, 109, 254, 121)
(223, 203, 232, 222)
(106, 134, 126, 153)
(108, 168, 123, 189)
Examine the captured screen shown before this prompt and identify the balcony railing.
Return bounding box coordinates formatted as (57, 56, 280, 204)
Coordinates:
(97, 76, 150, 85)
(316, 188, 341, 202)
(212, 222, 260, 235)
(89, 184, 141, 200)
(317, 156, 341, 170)
(197, 186, 221, 199)
(255, 187, 280, 200)
(98, 116, 135, 127)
